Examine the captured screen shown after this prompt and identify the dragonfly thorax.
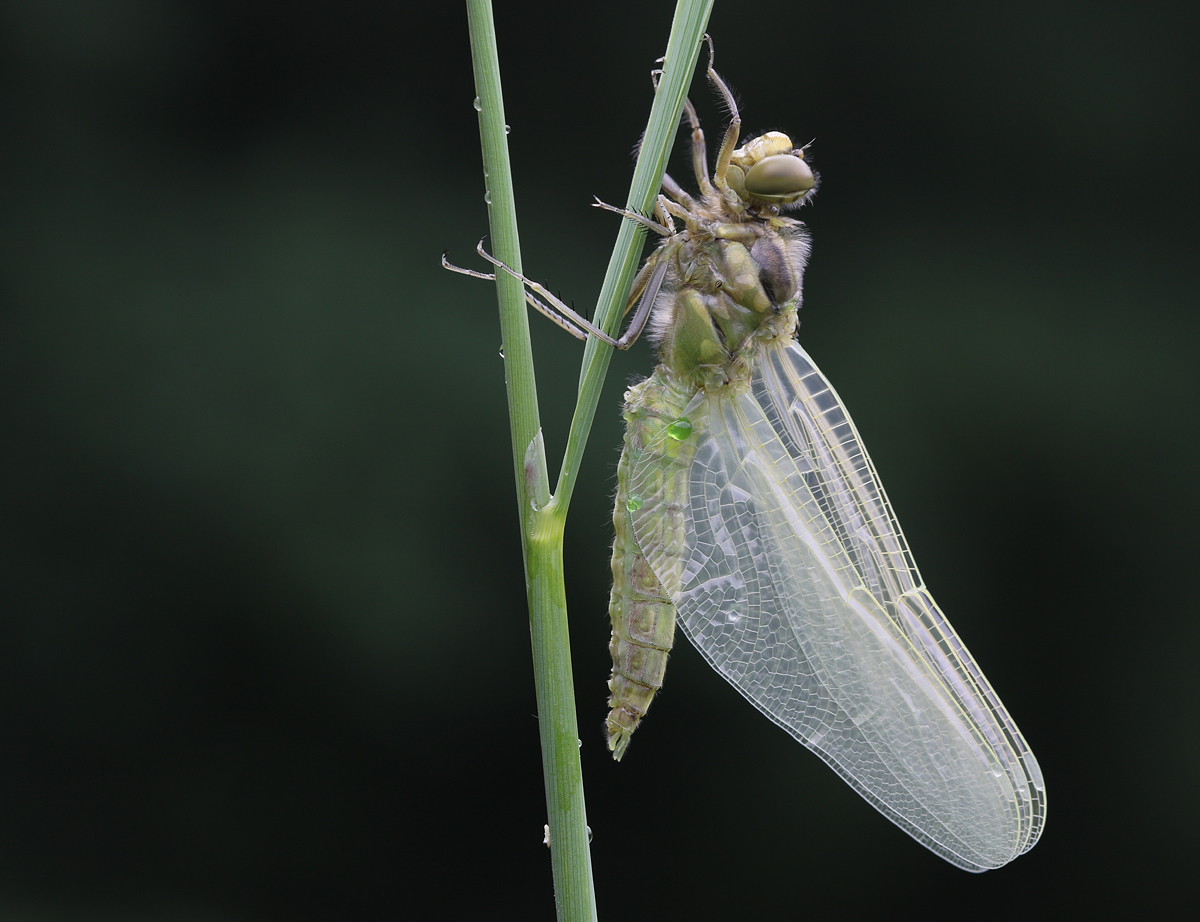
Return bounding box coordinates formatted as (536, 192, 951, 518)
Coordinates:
(653, 229, 808, 390)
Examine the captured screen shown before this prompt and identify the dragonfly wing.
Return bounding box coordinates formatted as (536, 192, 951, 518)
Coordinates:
(638, 339, 1045, 871)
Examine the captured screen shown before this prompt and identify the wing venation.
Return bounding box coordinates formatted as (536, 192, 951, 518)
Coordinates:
(629, 340, 1045, 871)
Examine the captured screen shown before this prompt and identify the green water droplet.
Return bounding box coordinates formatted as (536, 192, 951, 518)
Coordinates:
(484, 191, 492, 204)
(504, 124, 511, 135)
(667, 418, 693, 440)
(472, 96, 482, 111)
(626, 495, 643, 512)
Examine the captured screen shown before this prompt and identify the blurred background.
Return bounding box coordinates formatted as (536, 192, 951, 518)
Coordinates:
(2, 1, 1197, 918)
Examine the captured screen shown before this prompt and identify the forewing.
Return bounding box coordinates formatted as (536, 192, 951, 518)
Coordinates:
(632, 340, 1045, 871)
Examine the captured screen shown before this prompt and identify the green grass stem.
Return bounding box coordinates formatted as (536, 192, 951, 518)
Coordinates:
(464, 2, 713, 918)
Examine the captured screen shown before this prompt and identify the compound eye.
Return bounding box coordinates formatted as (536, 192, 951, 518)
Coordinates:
(744, 154, 815, 197)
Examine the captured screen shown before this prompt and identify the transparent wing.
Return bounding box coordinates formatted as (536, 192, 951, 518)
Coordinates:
(629, 340, 1045, 871)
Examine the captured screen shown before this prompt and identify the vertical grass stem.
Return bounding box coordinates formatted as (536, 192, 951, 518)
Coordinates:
(463, 2, 713, 918)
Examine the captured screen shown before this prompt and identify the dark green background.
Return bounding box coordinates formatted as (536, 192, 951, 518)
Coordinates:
(3, 1, 1197, 918)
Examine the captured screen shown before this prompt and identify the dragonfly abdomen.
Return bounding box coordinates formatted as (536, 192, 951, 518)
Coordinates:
(605, 542, 675, 761)
(606, 375, 695, 760)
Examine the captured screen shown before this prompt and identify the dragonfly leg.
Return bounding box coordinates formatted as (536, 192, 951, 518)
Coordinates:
(469, 240, 627, 347)
(521, 291, 591, 341)
(614, 252, 671, 349)
(591, 197, 673, 237)
(703, 36, 742, 199)
(652, 63, 709, 203)
(652, 196, 680, 233)
(441, 252, 496, 282)
(658, 196, 702, 234)
(661, 172, 697, 210)
(680, 97, 715, 198)
(444, 251, 594, 340)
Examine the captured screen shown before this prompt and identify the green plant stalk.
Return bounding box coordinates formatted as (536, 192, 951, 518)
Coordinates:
(464, 0, 546, 527)
(464, 8, 590, 918)
(553, 0, 714, 511)
(465, 2, 712, 919)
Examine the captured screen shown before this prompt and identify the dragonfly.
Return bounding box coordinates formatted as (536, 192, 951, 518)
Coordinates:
(447, 39, 1045, 872)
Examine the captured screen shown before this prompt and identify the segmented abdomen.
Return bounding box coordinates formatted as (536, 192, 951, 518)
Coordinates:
(606, 373, 695, 760)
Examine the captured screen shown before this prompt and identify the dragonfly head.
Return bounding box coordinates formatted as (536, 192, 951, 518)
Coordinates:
(728, 132, 817, 210)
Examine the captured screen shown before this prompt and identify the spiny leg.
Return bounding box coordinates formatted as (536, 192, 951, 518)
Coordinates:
(622, 257, 657, 318)
(649, 66, 702, 209)
(592, 197, 675, 237)
(659, 44, 715, 196)
(440, 254, 496, 283)
(703, 35, 742, 196)
(464, 241, 667, 350)
(614, 252, 671, 349)
(556, 199, 676, 348)
(594, 193, 699, 239)
(660, 172, 695, 209)
(442, 251, 592, 342)
(465, 241, 630, 346)
(657, 194, 701, 233)
(680, 97, 714, 196)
